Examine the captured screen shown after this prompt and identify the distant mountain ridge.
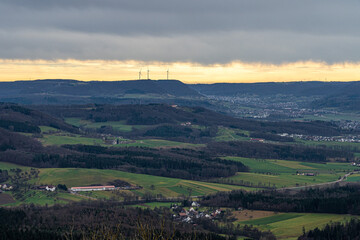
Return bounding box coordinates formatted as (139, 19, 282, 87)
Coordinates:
(0, 79, 359, 110)
(0, 79, 201, 97)
(190, 81, 358, 96)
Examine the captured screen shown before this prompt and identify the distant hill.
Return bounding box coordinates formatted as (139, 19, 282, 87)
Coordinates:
(0, 79, 202, 104)
(311, 82, 360, 110)
(190, 81, 356, 96)
(0, 103, 79, 133)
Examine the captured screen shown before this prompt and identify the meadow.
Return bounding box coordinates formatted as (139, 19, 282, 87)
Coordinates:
(346, 173, 360, 182)
(220, 157, 357, 188)
(29, 168, 253, 199)
(118, 139, 205, 148)
(297, 139, 360, 153)
(214, 127, 250, 142)
(39, 124, 204, 149)
(235, 210, 357, 240)
(65, 118, 148, 132)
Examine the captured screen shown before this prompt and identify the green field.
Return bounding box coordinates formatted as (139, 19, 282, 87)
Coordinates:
(29, 168, 253, 198)
(215, 127, 250, 142)
(129, 202, 179, 209)
(237, 212, 357, 239)
(65, 118, 148, 132)
(118, 139, 205, 148)
(346, 173, 360, 182)
(41, 134, 104, 146)
(297, 139, 360, 152)
(0, 162, 31, 171)
(220, 157, 357, 188)
(41, 134, 204, 149)
(4, 190, 86, 206)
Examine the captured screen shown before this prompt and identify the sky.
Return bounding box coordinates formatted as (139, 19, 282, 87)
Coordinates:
(0, 0, 359, 83)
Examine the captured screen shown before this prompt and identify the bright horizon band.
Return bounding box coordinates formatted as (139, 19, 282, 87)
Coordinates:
(0, 59, 359, 83)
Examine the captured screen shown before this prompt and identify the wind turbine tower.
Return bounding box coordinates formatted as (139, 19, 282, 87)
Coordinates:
(138, 69, 142, 80)
(147, 68, 150, 80)
(167, 69, 169, 80)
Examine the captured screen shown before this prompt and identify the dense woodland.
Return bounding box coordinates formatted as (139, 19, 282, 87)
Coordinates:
(0, 201, 275, 240)
(34, 104, 352, 136)
(299, 219, 360, 240)
(201, 185, 360, 215)
(207, 141, 353, 162)
(33, 146, 248, 180)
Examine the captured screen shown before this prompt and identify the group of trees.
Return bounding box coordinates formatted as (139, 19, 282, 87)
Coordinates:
(201, 185, 360, 215)
(207, 141, 353, 163)
(0, 200, 278, 240)
(35, 104, 352, 137)
(33, 146, 249, 180)
(299, 219, 360, 240)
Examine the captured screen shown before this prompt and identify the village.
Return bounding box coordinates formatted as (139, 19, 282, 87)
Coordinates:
(171, 201, 225, 224)
(279, 133, 360, 143)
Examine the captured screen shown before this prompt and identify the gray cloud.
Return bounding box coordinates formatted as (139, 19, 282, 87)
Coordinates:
(0, 0, 359, 63)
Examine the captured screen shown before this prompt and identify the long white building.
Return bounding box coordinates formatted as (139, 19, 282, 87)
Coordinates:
(70, 185, 115, 192)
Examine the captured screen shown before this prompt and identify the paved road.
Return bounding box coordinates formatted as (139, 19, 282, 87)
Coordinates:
(277, 171, 359, 192)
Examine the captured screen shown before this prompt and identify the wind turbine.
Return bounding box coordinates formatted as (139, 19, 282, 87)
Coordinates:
(138, 68, 142, 80)
(167, 69, 169, 80)
(147, 68, 150, 80)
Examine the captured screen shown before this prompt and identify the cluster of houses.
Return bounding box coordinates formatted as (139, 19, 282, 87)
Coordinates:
(280, 133, 360, 143)
(172, 202, 223, 223)
(0, 184, 13, 191)
(180, 122, 192, 126)
(296, 172, 316, 176)
(36, 185, 56, 192)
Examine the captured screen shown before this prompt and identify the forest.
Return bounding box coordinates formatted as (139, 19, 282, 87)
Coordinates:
(201, 184, 360, 215)
(0, 201, 276, 240)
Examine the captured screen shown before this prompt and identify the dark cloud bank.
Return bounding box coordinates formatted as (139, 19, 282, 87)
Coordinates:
(0, 0, 359, 64)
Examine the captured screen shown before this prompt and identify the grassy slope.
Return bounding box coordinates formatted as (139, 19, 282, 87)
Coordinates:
(237, 211, 357, 240)
(214, 127, 250, 142)
(29, 168, 253, 198)
(65, 118, 148, 132)
(221, 157, 357, 188)
(297, 139, 360, 152)
(118, 139, 205, 148)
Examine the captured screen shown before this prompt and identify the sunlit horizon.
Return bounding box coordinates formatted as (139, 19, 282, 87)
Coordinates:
(0, 59, 359, 84)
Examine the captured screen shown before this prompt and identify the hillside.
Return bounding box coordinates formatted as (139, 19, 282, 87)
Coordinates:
(312, 81, 360, 110)
(0, 79, 202, 104)
(0, 103, 78, 133)
(190, 81, 356, 97)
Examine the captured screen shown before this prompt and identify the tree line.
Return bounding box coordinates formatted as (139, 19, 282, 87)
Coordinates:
(201, 184, 360, 215)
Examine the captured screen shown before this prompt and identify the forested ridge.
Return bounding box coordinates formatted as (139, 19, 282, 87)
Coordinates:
(201, 185, 360, 214)
(34, 104, 351, 136)
(299, 219, 360, 240)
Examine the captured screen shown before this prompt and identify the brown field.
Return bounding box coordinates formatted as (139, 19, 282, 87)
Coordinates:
(0, 193, 16, 205)
(232, 210, 278, 221)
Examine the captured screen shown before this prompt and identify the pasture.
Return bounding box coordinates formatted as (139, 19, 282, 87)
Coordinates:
(221, 157, 357, 188)
(117, 139, 205, 148)
(235, 211, 357, 239)
(41, 134, 104, 146)
(0, 161, 31, 171)
(5, 190, 85, 206)
(65, 118, 148, 132)
(30, 168, 252, 198)
(214, 127, 250, 142)
(345, 173, 360, 182)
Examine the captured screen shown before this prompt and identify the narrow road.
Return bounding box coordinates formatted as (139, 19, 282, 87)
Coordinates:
(277, 171, 359, 192)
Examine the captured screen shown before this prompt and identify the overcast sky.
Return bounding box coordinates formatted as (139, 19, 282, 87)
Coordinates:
(1, 0, 359, 65)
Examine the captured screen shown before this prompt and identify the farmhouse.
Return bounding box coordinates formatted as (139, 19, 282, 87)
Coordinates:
(70, 185, 116, 192)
